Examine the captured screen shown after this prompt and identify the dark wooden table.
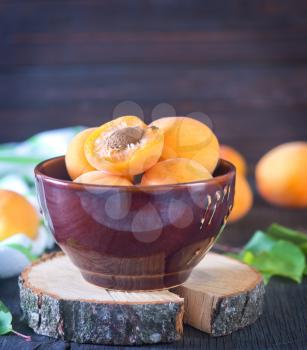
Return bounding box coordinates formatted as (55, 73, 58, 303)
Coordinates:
(1, 229, 307, 350)
(1, 246, 307, 350)
(1, 0, 307, 349)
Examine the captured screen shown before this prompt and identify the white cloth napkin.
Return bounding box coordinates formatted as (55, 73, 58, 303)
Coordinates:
(0, 127, 84, 278)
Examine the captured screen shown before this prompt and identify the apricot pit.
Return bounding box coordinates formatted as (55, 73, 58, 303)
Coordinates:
(105, 126, 144, 150)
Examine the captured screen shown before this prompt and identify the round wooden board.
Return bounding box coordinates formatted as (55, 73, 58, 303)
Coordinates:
(173, 252, 265, 336)
(19, 252, 184, 345)
(19, 252, 264, 344)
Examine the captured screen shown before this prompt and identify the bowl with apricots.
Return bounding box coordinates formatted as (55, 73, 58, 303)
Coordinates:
(35, 115, 235, 291)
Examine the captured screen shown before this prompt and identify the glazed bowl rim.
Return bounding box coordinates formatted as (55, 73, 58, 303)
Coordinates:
(35, 156, 235, 191)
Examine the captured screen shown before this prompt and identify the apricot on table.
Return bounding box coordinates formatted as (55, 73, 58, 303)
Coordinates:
(84, 116, 164, 177)
(150, 117, 219, 174)
(256, 142, 307, 207)
(74, 171, 133, 186)
(220, 145, 247, 176)
(66, 128, 96, 180)
(0, 190, 39, 241)
(228, 174, 253, 222)
(141, 158, 212, 186)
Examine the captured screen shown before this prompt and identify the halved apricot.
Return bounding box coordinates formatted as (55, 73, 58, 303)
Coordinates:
(84, 116, 164, 176)
(74, 171, 133, 186)
(141, 158, 212, 186)
(150, 117, 219, 174)
(66, 128, 96, 180)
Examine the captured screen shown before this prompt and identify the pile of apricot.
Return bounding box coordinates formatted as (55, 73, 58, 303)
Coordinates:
(65, 115, 220, 187)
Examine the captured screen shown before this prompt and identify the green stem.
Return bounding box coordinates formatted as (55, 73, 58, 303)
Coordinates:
(0, 156, 42, 164)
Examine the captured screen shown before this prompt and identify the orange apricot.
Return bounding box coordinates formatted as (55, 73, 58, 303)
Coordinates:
(0, 190, 39, 241)
(256, 142, 307, 207)
(74, 171, 133, 186)
(150, 117, 219, 173)
(141, 158, 212, 186)
(65, 128, 96, 180)
(84, 116, 164, 177)
(228, 174, 253, 222)
(220, 145, 247, 176)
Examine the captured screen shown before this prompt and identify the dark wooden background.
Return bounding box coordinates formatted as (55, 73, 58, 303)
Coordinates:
(1, 0, 307, 241)
(1, 1, 307, 349)
(1, 0, 307, 164)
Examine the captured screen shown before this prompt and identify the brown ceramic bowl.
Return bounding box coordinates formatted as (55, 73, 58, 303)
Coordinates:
(35, 156, 235, 291)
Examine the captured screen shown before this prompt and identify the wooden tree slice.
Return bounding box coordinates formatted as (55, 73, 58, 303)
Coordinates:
(19, 252, 184, 345)
(173, 252, 265, 336)
(19, 252, 264, 344)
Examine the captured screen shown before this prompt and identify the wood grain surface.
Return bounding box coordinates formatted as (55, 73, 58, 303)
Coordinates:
(19, 253, 184, 345)
(174, 253, 264, 336)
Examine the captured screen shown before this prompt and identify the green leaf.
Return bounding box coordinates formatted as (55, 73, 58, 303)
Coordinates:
(5, 244, 37, 262)
(230, 224, 307, 284)
(243, 240, 305, 283)
(267, 223, 307, 246)
(0, 301, 12, 335)
(241, 251, 255, 264)
(243, 231, 276, 255)
(267, 224, 307, 279)
(299, 242, 307, 255)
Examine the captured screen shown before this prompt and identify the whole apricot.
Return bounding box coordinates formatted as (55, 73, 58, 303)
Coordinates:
(84, 116, 164, 177)
(74, 171, 133, 186)
(256, 142, 307, 207)
(141, 158, 212, 186)
(228, 174, 253, 222)
(151, 117, 219, 173)
(66, 128, 96, 180)
(220, 145, 247, 176)
(0, 190, 39, 241)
